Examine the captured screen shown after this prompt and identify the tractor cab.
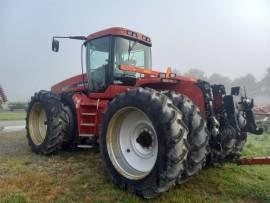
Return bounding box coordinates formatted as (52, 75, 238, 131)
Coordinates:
(85, 34, 152, 92)
(52, 27, 152, 93)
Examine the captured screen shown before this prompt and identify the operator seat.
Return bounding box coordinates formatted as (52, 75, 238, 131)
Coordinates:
(90, 64, 107, 92)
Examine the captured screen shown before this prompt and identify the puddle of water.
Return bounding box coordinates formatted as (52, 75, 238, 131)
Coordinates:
(2, 125, 25, 133)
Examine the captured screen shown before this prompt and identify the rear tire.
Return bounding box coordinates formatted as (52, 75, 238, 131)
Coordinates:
(164, 91, 209, 182)
(26, 91, 67, 155)
(99, 88, 189, 198)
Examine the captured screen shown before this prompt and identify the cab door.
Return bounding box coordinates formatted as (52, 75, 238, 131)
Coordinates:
(86, 36, 112, 92)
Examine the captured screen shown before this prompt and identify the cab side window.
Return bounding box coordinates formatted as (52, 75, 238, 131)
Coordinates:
(87, 37, 110, 92)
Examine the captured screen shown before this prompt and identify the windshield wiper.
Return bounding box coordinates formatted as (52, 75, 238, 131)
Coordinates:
(128, 40, 137, 60)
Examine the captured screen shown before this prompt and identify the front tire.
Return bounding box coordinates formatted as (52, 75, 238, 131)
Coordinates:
(26, 91, 67, 155)
(99, 88, 189, 198)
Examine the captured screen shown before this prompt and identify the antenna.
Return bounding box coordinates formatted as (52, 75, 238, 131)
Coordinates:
(243, 86, 247, 98)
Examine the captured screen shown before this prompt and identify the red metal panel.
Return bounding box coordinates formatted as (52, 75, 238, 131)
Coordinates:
(136, 77, 205, 113)
(72, 93, 108, 137)
(238, 156, 270, 165)
(89, 77, 205, 114)
(172, 81, 206, 114)
(86, 27, 152, 46)
(51, 74, 88, 94)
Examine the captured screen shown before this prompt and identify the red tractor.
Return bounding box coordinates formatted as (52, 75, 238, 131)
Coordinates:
(26, 27, 263, 198)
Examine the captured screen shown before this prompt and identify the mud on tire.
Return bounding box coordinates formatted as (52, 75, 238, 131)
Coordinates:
(99, 88, 189, 198)
(212, 111, 247, 163)
(210, 125, 237, 163)
(229, 131, 247, 160)
(164, 91, 209, 182)
(26, 90, 68, 155)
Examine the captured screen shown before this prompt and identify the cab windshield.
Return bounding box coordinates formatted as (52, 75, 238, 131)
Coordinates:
(114, 37, 151, 84)
(86, 36, 152, 92)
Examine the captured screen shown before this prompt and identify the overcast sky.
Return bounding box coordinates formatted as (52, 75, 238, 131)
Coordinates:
(1, 0, 270, 101)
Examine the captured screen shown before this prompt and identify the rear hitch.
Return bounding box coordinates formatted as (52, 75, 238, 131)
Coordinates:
(238, 97, 264, 135)
(244, 110, 264, 135)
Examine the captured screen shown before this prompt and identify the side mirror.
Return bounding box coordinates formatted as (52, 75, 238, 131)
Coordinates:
(52, 38, 59, 52)
(231, 86, 240, 96)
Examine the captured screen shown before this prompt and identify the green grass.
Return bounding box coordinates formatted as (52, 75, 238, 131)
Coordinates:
(0, 132, 269, 203)
(0, 111, 26, 121)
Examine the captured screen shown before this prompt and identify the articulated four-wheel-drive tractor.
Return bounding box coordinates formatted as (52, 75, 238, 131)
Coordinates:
(26, 27, 264, 198)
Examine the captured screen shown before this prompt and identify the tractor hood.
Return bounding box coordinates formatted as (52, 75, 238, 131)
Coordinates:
(51, 74, 88, 94)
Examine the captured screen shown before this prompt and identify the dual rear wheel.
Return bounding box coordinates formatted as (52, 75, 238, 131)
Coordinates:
(26, 91, 68, 154)
(100, 88, 209, 198)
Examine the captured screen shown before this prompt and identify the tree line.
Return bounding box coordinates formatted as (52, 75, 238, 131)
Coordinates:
(175, 67, 270, 101)
(0, 84, 7, 109)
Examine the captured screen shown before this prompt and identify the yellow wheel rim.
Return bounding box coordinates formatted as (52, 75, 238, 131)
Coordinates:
(28, 103, 48, 145)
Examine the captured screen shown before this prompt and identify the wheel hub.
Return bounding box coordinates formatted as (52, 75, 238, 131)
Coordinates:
(136, 130, 153, 149)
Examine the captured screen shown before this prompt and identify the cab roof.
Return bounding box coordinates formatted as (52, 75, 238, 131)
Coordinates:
(86, 27, 152, 46)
